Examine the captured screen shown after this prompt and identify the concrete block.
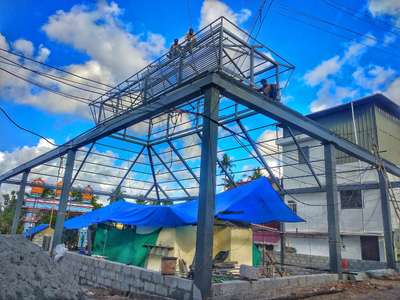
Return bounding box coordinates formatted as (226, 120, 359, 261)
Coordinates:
(144, 281, 155, 293)
(239, 265, 259, 281)
(141, 269, 155, 281)
(177, 278, 193, 292)
(155, 284, 168, 297)
(152, 271, 164, 284)
(164, 275, 179, 288)
(366, 268, 397, 279)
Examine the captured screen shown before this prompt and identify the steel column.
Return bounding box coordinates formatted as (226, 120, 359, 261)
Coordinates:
(194, 86, 219, 298)
(324, 143, 342, 275)
(52, 149, 76, 251)
(11, 170, 29, 234)
(378, 170, 396, 269)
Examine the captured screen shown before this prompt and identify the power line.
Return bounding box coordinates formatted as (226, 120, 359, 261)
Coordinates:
(0, 105, 58, 146)
(0, 66, 92, 104)
(0, 47, 114, 88)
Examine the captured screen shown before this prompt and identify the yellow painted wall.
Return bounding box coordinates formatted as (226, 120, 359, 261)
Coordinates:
(32, 227, 54, 247)
(145, 225, 252, 272)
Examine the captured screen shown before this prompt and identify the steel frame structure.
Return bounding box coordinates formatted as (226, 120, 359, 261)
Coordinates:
(1, 17, 400, 298)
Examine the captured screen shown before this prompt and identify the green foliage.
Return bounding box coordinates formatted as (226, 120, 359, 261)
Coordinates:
(70, 190, 83, 202)
(0, 191, 23, 234)
(90, 195, 101, 209)
(250, 167, 263, 180)
(41, 188, 55, 198)
(109, 187, 123, 203)
(220, 153, 236, 189)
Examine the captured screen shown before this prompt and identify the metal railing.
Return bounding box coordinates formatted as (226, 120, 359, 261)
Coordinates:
(89, 17, 294, 125)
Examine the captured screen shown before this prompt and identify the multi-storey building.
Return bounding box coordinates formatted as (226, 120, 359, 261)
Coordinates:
(278, 93, 400, 261)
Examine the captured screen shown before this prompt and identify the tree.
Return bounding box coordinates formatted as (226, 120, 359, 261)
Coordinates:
(220, 153, 236, 189)
(109, 187, 124, 203)
(90, 195, 101, 209)
(0, 191, 23, 234)
(41, 188, 55, 199)
(250, 167, 263, 180)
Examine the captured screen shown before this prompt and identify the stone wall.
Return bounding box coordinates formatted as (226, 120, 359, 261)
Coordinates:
(61, 252, 198, 300)
(212, 274, 339, 300)
(274, 251, 388, 272)
(61, 251, 342, 300)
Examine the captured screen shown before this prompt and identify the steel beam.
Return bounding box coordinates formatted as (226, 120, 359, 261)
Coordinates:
(11, 170, 29, 234)
(71, 143, 94, 185)
(0, 73, 213, 182)
(285, 126, 322, 188)
(324, 143, 342, 275)
(237, 120, 282, 191)
(147, 147, 161, 201)
(378, 170, 396, 269)
(215, 73, 400, 177)
(150, 146, 190, 197)
(194, 86, 219, 298)
(113, 146, 145, 195)
(52, 149, 76, 251)
(167, 140, 200, 184)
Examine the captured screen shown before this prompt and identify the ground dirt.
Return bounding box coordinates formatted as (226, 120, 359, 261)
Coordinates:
(0, 234, 85, 300)
(287, 275, 400, 300)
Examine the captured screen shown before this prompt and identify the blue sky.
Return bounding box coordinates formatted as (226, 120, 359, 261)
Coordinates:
(0, 0, 399, 193)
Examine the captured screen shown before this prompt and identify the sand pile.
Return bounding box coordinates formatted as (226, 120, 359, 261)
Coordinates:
(0, 235, 85, 300)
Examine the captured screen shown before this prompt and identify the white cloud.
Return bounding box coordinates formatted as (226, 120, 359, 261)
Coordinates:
(42, 1, 166, 81)
(13, 39, 34, 57)
(352, 65, 395, 91)
(368, 0, 400, 26)
(310, 80, 357, 112)
(304, 55, 342, 87)
(383, 33, 396, 46)
(199, 0, 251, 29)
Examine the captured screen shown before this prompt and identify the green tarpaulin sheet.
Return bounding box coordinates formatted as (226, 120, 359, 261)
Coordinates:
(93, 224, 159, 267)
(252, 244, 261, 267)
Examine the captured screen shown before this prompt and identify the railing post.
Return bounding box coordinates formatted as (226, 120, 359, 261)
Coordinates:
(218, 23, 224, 71)
(250, 46, 255, 86)
(194, 85, 219, 299)
(324, 143, 342, 276)
(11, 170, 29, 234)
(178, 56, 183, 84)
(378, 170, 396, 269)
(52, 149, 76, 252)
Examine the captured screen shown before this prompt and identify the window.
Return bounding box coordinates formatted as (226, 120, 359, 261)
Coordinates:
(288, 200, 297, 214)
(298, 146, 310, 164)
(340, 190, 362, 209)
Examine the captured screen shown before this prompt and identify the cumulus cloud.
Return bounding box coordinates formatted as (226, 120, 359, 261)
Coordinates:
(304, 35, 389, 112)
(368, 0, 400, 26)
(199, 0, 251, 29)
(13, 39, 34, 57)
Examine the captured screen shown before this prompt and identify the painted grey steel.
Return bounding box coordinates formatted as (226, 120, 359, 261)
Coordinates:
(52, 149, 76, 251)
(324, 143, 342, 275)
(11, 170, 29, 234)
(147, 146, 160, 201)
(150, 145, 190, 197)
(237, 119, 282, 191)
(378, 170, 396, 269)
(167, 140, 200, 184)
(285, 126, 322, 188)
(0, 73, 211, 182)
(71, 143, 94, 185)
(215, 73, 400, 177)
(113, 146, 145, 195)
(196, 131, 237, 187)
(194, 86, 219, 299)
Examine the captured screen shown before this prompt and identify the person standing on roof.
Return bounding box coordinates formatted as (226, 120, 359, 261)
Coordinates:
(168, 38, 181, 59)
(185, 28, 196, 53)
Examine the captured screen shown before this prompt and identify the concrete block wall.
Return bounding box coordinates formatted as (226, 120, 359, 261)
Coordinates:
(212, 274, 339, 300)
(274, 251, 387, 271)
(60, 252, 197, 300)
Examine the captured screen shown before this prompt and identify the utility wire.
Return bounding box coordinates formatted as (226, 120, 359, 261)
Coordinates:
(0, 105, 58, 146)
(0, 47, 114, 88)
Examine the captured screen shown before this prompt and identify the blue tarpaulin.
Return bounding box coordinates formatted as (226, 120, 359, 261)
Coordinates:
(24, 223, 49, 238)
(64, 177, 304, 229)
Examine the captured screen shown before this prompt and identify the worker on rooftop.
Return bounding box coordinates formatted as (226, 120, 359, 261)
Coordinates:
(258, 79, 279, 101)
(168, 38, 181, 59)
(185, 28, 196, 53)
